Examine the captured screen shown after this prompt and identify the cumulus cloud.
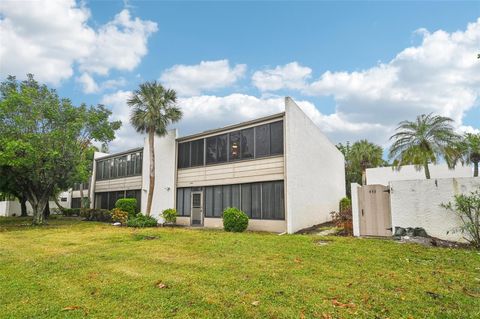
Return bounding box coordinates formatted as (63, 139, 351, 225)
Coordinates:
(76, 73, 99, 94)
(307, 18, 480, 132)
(0, 1, 157, 85)
(101, 90, 145, 152)
(160, 60, 246, 96)
(252, 62, 312, 92)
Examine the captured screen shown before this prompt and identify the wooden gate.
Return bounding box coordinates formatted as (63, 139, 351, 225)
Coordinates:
(358, 185, 392, 237)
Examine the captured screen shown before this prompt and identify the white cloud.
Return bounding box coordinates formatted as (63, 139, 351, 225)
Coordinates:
(252, 62, 312, 92)
(0, 1, 157, 85)
(78, 9, 157, 75)
(160, 60, 246, 96)
(76, 73, 99, 93)
(307, 18, 480, 133)
(101, 90, 145, 152)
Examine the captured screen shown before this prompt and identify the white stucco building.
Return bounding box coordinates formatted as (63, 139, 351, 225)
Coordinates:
(88, 97, 346, 233)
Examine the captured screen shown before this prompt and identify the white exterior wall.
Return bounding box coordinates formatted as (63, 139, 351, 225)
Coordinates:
(366, 164, 473, 186)
(284, 97, 346, 233)
(390, 177, 480, 242)
(0, 201, 32, 217)
(142, 129, 177, 220)
(351, 183, 361, 237)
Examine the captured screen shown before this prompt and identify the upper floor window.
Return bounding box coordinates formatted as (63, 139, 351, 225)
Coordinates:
(96, 151, 143, 180)
(177, 120, 283, 169)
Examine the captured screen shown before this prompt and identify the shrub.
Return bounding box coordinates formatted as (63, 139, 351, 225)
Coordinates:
(223, 207, 249, 232)
(115, 198, 137, 218)
(162, 208, 177, 224)
(442, 190, 480, 249)
(110, 208, 128, 225)
(126, 214, 158, 228)
(80, 209, 112, 222)
(339, 197, 352, 211)
(330, 207, 353, 236)
(62, 208, 80, 217)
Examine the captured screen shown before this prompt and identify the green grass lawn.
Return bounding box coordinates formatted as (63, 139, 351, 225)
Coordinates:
(0, 217, 479, 319)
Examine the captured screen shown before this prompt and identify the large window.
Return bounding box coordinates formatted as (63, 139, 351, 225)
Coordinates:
(72, 182, 89, 191)
(96, 150, 143, 180)
(178, 120, 283, 169)
(176, 180, 284, 220)
(94, 190, 141, 211)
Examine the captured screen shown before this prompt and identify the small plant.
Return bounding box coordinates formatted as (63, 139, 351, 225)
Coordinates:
(442, 190, 480, 249)
(339, 197, 352, 211)
(330, 207, 353, 236)
(162, 208, 177, 225)
(110, 208, 128, 225)
(127, 213, 158, 228)
(223, 207, 249, 232)
(115, 198, 138, 218)
(80, 209, 112, 222)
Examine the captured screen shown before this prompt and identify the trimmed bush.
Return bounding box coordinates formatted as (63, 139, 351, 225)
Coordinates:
(62, 208, 80, 217)
(126, 214, 158, 228)
(110, 208, 128, 225)
(339, 197, 352, 211)
(162, 208, 177, 224)
(223, 207, 249, 232)
(115, 198, 137, 218)
(80, 209, 112, 222)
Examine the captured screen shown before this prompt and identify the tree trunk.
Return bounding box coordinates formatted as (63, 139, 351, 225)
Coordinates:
(43, 201, 50, 220)
(424, 162, 431, 179)
(79, 183, 84, 209)
(19, 196, 28, 217)
(361, 170, 367, 185)
(474, 162, 479, 177)
(146, 129, 155, 216)
(31, 198, 48, 225)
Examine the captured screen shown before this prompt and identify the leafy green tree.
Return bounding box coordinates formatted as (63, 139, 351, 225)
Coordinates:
(337, 140, 385, 193)
(128, 81, 182, 216)
(389, 113, 461, 179)
(457, 133, 480, 177)
(0, 75, 121, 224)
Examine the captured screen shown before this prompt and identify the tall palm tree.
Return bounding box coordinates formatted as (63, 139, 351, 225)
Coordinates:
(349, 139, 385, 185)
(389, 113, 460, 179)
(128, 82, 182, 216)
(458, 133, 480, 177)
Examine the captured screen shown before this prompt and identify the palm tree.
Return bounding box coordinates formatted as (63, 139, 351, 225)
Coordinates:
(458, 133, 480, 177)
(349, 140, 385, 185)
(389, 113, 460, 179)
(128, 82, 182, 216)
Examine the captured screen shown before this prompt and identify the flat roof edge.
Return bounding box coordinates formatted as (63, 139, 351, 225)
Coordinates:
(95, 146, 144, 161)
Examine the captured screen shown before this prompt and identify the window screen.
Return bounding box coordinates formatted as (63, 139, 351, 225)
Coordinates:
(251, 183, 262, 219)
(205, 187, 214, 217)
(270, 121, 284, 155)
(262, 182, 275, 219)
(183, 188, 191, 216)
(255, 124, 270, 158)
(231, 184, 241, 209)
(190, 139, 204, 167)
(229, 131, 241, 161)
(206, 137, 217, 164)
(241, 184, 252, 218)
(217, 134, 228, 163)
(241, 128, 254, 159)
(213, 186, 223, 217)
(178, 142, 190, 168)
(222, 185, 231, 209)
(176, 188, 184, 215)
(274, 181, 285, 219)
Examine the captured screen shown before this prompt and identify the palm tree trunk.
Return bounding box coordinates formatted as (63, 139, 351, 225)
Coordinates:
(474, 162, 479, 177)
(146, 129, 155, 216)
(361, 169, 367, 185)
(424, 162, 431, 179)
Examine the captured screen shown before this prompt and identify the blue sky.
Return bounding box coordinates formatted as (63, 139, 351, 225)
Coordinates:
(1, 1, 479, 152)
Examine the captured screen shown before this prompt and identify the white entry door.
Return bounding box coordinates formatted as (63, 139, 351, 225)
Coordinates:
(190, 192, 203, 226)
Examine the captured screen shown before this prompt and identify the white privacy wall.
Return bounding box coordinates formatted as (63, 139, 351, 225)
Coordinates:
(351, 183, 361, 237)
(390, 177, 480, 242)
(285, 97, 346, 233)
(141, 129, 177, 220)
(366, 164, 473, 186)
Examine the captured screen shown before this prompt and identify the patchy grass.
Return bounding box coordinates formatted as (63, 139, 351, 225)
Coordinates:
(0, 217, 479, 319)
